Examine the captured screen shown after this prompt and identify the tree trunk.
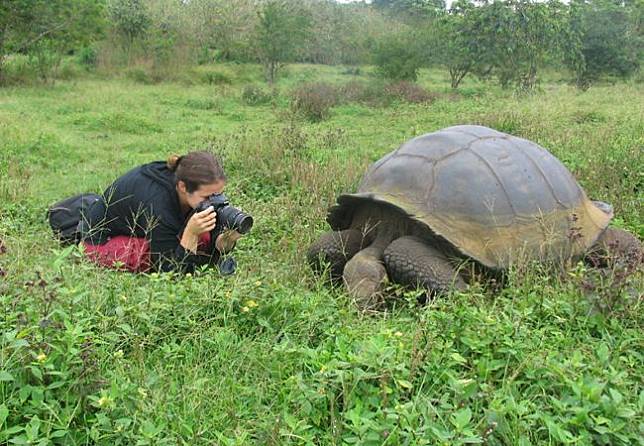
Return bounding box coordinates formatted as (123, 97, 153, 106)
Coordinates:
(0, 54, 5, 86)
(0, 29, 5, 86)
(449, 64, 470, 89)
(266, 60, 279, 85)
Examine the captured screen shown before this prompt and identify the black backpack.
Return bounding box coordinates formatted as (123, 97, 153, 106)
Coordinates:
(47, 193, 102, 244)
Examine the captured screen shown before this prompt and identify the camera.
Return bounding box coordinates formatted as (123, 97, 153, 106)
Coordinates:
(195, 193, 253, 235)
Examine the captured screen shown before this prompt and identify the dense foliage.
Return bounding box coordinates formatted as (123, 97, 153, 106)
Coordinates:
(0, 0, 641, 88)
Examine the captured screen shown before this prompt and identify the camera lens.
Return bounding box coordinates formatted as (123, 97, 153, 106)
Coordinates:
(234, 214, 254, 234)
(218, 205, 253, 234)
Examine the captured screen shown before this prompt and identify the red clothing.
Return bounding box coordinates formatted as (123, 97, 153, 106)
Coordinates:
(83, 232, 212, 273)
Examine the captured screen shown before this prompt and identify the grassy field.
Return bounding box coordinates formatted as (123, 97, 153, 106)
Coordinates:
(0, 64, 642, 445)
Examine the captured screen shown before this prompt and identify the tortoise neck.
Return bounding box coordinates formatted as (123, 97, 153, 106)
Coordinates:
(352, 202, 414, 245)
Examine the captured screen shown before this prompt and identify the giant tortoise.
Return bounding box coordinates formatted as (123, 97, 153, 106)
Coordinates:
(307, 125, 641, 307)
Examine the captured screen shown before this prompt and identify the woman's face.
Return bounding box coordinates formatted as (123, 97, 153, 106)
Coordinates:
(177, 180, 226, 210)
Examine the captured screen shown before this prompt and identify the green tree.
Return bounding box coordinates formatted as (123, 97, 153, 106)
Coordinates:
(0, 0, 104, 84)
(0, 1, 33, 82)
(471, 0, 569, 91)
(183, 0, 257, 63)
(432, 0, 487, 88)
(107, 0, 149, 62)
(373, 31, 424, 81)
(372, 0, 446, 18)
(566, 0, 641, 89)
(255, 0, 312, 84)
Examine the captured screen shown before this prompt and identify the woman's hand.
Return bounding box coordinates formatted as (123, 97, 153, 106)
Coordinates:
(186, 206, 217, 236)
(181, 207, 217, 253)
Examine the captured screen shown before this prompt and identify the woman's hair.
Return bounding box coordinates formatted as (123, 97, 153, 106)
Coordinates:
(167, 151, 226, 193)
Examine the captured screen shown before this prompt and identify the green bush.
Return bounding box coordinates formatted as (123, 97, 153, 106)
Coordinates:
(567, 0, 640, 89)
(384, 81, 436, 104)
(290, 82, 341, 122)
(125, 67, 156, 85)
(241, 84, 274, 106)
(77, 46, 98, 69)
(58, 59, 81, 80)
(201, 70, 232, 85)
(338, 80, 388, 106)
(373, 33, 423, 82)
(1, 55, 37, 85)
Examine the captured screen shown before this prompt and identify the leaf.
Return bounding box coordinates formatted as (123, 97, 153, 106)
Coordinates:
(9, 340, 29, 350)
(0, 404, 8, 427)
(451, 407, 472, 431)
(616, 408, 635, 418)
(609, 389, 623, 405)
(50, 430, 67, 438)
(0, 372, 14, 382)
(2, 425, 23, 436)
(450, 352, 467, 364)
(28, 367, 42, 381)
(19, 386, 31, 402)
(596, 343, 609, 363)
(8, 435, 29, 445)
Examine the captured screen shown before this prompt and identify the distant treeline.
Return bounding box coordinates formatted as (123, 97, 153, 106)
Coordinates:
(0, 0, 641, 89)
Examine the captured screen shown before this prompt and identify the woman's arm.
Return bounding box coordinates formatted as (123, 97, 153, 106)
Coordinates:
(149, 207, 218, 273)
(181, 207, 217, 253)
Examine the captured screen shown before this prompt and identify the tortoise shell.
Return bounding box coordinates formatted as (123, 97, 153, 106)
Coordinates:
(328, 125, 612, 269)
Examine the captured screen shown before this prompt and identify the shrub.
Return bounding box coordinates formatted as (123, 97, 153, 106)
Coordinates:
(185, 98, 223, 112)
(125, 67, 155, 84)
(384, 81, 436, 104)
(1, 55, 37, 85)
(77, 46, 98, 69)
(341, 66, 362, 76)
(201, 70, 232, 85)
(290, 82, 341, 122)
(373, 33, 423, 81)
(241, 84, 274, 106)
(57, 59, 81, 81)
(338, 80, 387, 106)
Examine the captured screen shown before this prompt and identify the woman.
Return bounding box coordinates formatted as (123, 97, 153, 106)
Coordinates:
(82, 151, 242, 273)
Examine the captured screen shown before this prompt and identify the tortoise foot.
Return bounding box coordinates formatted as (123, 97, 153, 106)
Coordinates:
(343, 248, 387, 309)
(383, 236, 466, 295)
(307, 229, 365, 283)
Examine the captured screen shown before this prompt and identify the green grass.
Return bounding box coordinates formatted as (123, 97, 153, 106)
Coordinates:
(0, 63, 642, 445)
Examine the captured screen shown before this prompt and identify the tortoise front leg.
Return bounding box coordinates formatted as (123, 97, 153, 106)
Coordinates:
(307, 229, 366, 283)
(343, 244, 389, 310)
(383, 236, 466, 296)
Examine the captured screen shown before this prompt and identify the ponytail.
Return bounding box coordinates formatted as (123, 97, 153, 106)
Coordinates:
(170, 151, 226, 192)
(167, 154, 182, 172)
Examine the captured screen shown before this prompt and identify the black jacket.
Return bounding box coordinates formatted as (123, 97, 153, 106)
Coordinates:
(82, 161, 221, 272)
